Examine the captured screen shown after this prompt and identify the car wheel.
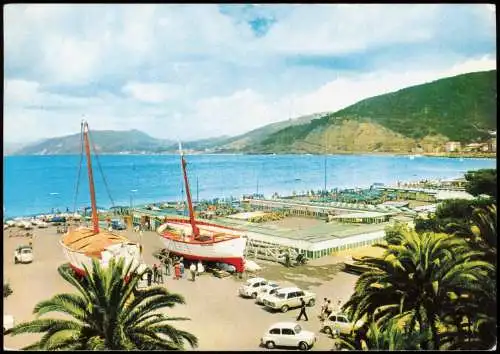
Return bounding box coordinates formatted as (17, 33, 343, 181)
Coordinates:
(324, 326, 332, 335)
(14, 257, 18, 264)
(266, 341, 275, 349)
(251, 292, 258, 299)
(298, 341, 309, 350)
(307, 299, 315, 307)
(281, 305, 289, 313)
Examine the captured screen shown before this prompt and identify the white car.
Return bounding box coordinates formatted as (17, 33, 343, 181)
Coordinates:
(262, 287, 316, 313)
(256, 285, 281, 305)
(238, 277, 270, 298)
(3, 314, 14, 333)
(14, 246, 33, 264)
(261, 322, 316, 350)
(321, 313, 359, 335)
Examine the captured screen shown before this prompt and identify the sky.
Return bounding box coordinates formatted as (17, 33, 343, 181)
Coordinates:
(3, 4, 497, 144)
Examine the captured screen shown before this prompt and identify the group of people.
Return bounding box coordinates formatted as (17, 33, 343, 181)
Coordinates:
(294, 297, 343, 324)
(143, 253, 205, 286)
(172, 257, 203, 282)
(146, 263, 166, 286)
(320, 298, 342, 320)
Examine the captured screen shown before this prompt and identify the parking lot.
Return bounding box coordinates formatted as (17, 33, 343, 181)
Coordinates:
(3, 227, 359, 350)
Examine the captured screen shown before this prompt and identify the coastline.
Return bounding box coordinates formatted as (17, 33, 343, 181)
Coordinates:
(5, 151, 497, 159)
(4, 154, 495, 219)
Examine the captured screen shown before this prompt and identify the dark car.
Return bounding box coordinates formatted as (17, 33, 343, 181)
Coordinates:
(111, 220, 127, 230)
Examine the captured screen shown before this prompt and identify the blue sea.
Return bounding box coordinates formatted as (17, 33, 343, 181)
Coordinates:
(3, 154, 496, 218)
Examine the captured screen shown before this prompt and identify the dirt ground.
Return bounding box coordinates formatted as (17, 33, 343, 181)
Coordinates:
(3, 225, 361, 351)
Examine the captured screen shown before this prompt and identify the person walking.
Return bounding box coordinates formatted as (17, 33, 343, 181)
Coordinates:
(165, 257, 171, 276)
(174, 262, 181, 280)
(324, 300, 333, 319)
(153, 264, 159, 283)
(334, 299, 342, 314)
(146, 267, 152, 287)
(179, 261, 185, 279)
(320, 297, 328, 320)
(296, 298, 309, 321)
(156, 262, 164, 284)
(189, 263, 197, 281)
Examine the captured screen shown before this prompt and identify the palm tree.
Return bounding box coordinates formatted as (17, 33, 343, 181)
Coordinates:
(337, 319, 428, 350)
(343, 230, 493, 350)
(6, 258, 198, 350)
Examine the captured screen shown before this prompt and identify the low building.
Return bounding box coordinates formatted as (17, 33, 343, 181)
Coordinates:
(489, 138, 496, 152)
(463, 143, 485, 152)
(445, 141, 461, 152)
(212, 215, 395, 260)
(329, 211, 392, 224)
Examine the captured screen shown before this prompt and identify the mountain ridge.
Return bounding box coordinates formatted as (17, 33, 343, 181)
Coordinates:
(9, 70, 496, 155)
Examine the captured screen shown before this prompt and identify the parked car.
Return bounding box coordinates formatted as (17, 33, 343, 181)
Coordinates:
(321, 313, 360, 336)
(262, 287, 316, 313)
(215, 262, 236, 273)
(111, 220, 127, 230)
(3, 314, 14, 333)
(14, 245, 33, 264)
(261, 322, 316, 350)
(239, 277, 270, 298)
(256, 285, 281, 305)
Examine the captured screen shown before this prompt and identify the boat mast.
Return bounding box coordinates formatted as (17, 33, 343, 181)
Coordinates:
(83, 121, 100, 234)
(179, 142, 200, 237)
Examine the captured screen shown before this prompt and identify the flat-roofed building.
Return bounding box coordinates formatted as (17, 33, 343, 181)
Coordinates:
(445, 141, 461, 152)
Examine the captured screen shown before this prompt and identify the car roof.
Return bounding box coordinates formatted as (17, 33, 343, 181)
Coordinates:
(268, 322, 299, 329)
(247, 277, 266, 283)
(276, 287, 301, 293)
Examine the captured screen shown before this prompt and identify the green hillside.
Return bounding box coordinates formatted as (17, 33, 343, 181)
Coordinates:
(216, 112, 329, 152)
(257, 70, 497, 152)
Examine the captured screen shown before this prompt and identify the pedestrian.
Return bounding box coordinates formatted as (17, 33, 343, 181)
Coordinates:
(296, 298, 309, 321)
(334, 299, 342, 314)
(197, 260, 205, 274)
(165, 257, 171, 276)
(324, 300, 333, 319)
(174, 262, 181, 280)
(179, 261, 185, 279)
(146, 267, 152, 287)
(189, 263, 196, 281)
(320, 297, 328, 320)
(157, 266, 164, 284)
(153, 264, 159, 283)
(285, 252, 291, 267)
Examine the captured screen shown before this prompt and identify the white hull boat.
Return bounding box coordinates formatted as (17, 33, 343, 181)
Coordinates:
(157, 143, 248, 272)
(59, 122, 142, 276)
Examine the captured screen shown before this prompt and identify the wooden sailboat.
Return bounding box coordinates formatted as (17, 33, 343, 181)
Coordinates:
(157, 143, 247, 272)
(60, 121, 142, 276)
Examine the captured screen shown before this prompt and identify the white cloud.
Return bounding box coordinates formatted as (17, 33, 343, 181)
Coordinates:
(3, 4, 497, 143)
(260, 4, 440, 55)
(122, 82, 181, 103)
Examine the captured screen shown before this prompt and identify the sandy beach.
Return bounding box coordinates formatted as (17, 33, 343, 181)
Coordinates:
(3, 225, 362, 351)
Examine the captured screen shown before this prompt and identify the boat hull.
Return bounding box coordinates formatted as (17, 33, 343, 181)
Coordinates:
(158, 225, 247, 272)
(60, 240, 142, 276)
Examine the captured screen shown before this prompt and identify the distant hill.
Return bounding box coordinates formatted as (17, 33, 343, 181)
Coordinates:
(13, 129, 175, 155)
(214, 112, 330, 152)
(9, 70, 496, 156)
(254, 70, 497, 153)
